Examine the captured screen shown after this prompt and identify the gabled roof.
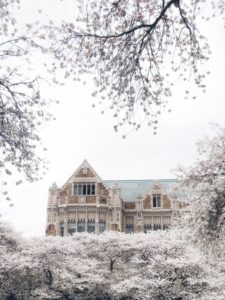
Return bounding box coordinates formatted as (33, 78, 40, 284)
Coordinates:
(104, 179, 177, 202)
(57, 160, 177, 201)
(61, 159, 103, 190)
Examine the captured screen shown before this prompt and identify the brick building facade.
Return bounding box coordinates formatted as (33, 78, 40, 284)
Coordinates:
(46, 160, 181, 236)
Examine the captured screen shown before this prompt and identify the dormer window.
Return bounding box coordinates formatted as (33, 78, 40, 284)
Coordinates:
(152, 194, 161, 208)
(74, 182, 95, 196)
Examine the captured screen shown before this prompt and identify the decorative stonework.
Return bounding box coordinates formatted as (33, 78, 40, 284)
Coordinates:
(46, 160, 181, 236)
(75, 168, 95, 178)
(163, 194, 171, 209)
(143, 195, 151, 209)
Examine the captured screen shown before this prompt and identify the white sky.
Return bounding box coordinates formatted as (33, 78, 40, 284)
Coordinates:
(1, 1, 225, 237)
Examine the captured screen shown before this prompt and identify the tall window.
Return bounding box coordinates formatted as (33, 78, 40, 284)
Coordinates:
(77, 220, 86, 232)
(87, 220, 95, 233)
(74, 182, 95, 196)
(153, 224, 161, 230)
(68, 221, 76, 235)
(152, 194, 161, 208)
(126, 224, 134, 234)
(144, 224, 152, 233)
(99, 220, 105, 233)
(60, 222, 64, 237)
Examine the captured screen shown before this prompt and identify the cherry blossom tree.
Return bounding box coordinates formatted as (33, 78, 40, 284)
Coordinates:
(0, 0, 54, 202)
(2, 225, 225, 299)
(46, 0, 224, 134)
(176, 127, 225, 248)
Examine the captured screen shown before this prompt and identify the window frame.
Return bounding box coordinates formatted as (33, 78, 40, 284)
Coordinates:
(152, 194, 162, 208)
(87, 220, 95, 233)
(77, 220, 86, 232)
(99, 220, 105, 233)
(60, 222, 64, 237)
(73, 182, 96, 196)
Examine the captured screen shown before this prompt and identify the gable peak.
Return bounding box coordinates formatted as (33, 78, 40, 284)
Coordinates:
(73, 159, 102, 181)
(81, 159, 90, 168)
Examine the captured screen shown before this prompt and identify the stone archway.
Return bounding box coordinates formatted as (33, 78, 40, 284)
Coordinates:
(46, 224, 56, 236)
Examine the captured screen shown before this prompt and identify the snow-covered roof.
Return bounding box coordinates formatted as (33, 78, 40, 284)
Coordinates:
(103, 179, 177, 202)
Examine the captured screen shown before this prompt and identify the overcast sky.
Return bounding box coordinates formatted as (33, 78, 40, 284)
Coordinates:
(1, 1, 225, 237)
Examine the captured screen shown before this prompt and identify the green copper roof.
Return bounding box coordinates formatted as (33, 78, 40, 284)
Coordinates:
(103, 179, 177, 202)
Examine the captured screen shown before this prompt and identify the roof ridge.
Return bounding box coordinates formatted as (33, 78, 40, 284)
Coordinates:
(103, 179, 177, 181)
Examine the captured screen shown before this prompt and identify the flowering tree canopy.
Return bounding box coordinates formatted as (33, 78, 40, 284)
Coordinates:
(47, 0, 224, 133)
(0, 0, 224, 200)
(0, 0, 54, 201)
(1, 225, 225, 299)
(176, 127, 225, 247)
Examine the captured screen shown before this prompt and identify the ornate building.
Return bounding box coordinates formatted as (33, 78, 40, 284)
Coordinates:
(46, 160, 181, 236)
